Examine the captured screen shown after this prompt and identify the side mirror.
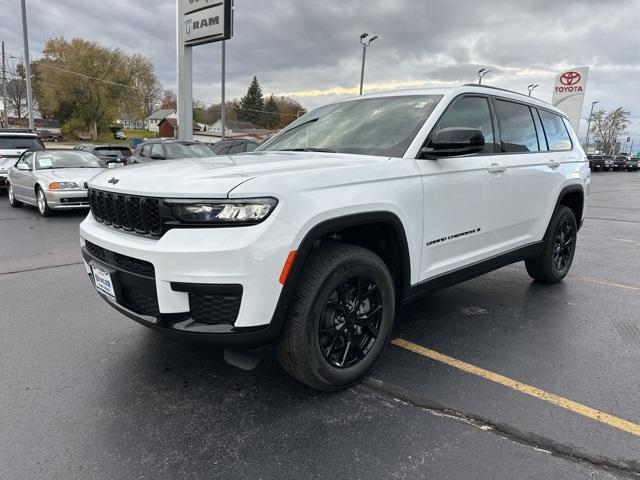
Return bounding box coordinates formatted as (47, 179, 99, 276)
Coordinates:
(420, 127, 485, 158)
(16, 163, 30, 171)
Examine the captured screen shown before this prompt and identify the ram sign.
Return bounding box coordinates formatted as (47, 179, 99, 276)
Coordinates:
(182, 0, 232, 46)
(551, 66, 589, 132)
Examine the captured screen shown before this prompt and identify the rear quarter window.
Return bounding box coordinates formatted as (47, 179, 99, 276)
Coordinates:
(538, 110, 572, 151)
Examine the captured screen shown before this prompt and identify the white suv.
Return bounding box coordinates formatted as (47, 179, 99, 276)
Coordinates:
(79, 85, 590, 390)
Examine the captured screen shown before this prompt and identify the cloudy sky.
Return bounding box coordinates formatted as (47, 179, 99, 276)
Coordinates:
(2, 0, 640, 143)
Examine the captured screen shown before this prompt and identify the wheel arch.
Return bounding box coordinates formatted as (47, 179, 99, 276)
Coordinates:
(269, 211, 412, 333)
(556, 184, 585, 230)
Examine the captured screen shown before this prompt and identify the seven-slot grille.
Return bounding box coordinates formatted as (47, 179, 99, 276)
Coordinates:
(88, 189, 162, 237)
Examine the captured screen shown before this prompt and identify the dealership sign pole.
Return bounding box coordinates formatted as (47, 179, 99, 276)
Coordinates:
(551, 66, 589, 133)
(177, 0, 233, 141)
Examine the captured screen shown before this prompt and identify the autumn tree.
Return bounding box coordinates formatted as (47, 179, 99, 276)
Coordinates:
(34, 37, 161, 139)
(272, 96, 305, 129)
(160, 90, 177, 110)
(238, 76, 264, 125)
(589, 108, 631, 154)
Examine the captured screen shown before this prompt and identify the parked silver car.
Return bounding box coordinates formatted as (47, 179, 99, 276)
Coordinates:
(7, 150, 107, 216)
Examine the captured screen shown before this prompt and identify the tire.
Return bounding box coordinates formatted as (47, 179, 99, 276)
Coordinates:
(36, 186, 53, 217)
(525, 206, 577, 283)
(276, 243, 395, 391)
(7, 182, 23, 208)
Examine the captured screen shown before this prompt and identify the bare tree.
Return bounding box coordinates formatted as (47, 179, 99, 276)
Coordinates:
(589, 108, 630, 154)
(5, 57, 28, 119)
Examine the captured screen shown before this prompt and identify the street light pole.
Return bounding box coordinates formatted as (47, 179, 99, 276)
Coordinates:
(1, 41, 7, 127)
(20, 0, 34, 131)
(359, 33, 378, 95)
(477, 68, 492, 85)
(221, 40, 226, 140)
(585, 100, 599, 153)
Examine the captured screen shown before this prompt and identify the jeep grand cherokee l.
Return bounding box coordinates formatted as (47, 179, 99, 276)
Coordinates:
(79, 85, 590, 390)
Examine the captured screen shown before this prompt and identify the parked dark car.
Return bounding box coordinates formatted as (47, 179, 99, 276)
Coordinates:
(128, 140, 214, 164)
(73, 144, 132, 168)
(620, 155, 638, 171)
(208, 139, 260, 155)
(613, 155, 627, 171)
(36, 129, 63, 142)
(588, 155, 606, 171)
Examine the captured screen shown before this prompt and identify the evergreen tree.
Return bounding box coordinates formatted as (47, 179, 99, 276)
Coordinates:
(238, 76, 264, 125)
(262, 95, 281, 129)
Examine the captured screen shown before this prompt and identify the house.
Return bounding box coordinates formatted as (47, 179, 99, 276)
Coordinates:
(146, 109, 176, 133)
(207, 119, 256, 136)
(117, 113, 146, 130)
(157, 118, 203, 139)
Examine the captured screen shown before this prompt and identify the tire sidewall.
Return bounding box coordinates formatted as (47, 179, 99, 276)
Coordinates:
(301, 252, 395, 388)
(37, 187, 49, 216)
(547, 207, 577, 280)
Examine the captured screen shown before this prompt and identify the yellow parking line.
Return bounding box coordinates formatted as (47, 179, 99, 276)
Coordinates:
(391, 338, 640, 437)
(574, 276, 640, 292)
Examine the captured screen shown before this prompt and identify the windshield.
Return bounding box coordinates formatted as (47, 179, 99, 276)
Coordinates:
(0, 137, 45, 150)
(259, 95, 443, 157)
(95, 147, 131, 157)
(35, 151, 106, 170)
(165, 143, 214, 159)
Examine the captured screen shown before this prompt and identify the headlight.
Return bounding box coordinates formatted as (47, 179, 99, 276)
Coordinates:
(166, 198, 278, 225)
(48, 182, 79, 190)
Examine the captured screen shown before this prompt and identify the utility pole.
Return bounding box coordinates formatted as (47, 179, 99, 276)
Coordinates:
(221, 40, 226, 140)
(1, 41, 7, 127)
(585, 100, 598, 153)
(20, 0, 34, 131)
(359, 33, 378, 95)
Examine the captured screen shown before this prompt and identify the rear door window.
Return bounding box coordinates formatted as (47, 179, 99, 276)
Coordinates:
(0, 136, 45, 150)
(538, 110, 572, 151)
(494, 99, 539, 152)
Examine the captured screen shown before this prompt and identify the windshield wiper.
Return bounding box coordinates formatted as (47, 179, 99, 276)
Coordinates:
(279, 148, 337, 153)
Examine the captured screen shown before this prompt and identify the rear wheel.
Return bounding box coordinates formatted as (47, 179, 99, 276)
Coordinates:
(8, 182, 23, 207)
(276, 243, 395, 391)
(36, 186, 53, 217)
(525, 206, 577, 283)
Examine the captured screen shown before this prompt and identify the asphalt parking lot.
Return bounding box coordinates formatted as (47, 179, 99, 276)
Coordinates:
(1, 172, 639, 480)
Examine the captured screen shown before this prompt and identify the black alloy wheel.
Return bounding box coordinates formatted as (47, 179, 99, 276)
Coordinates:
(318, 275, 382, 368)
(552, 218, 575, 272)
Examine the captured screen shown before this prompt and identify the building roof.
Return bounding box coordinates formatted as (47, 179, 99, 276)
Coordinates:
(159, 117, 178, 127)
(147, 109, 175, 120)
(213, 119, 256, 130)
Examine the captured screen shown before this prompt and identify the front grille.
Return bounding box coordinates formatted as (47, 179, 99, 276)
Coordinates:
(189, 293, 241, 325)
(88, 189, 163, 237)
(85, 241, 155, 278)
(121, 290, 160, 317)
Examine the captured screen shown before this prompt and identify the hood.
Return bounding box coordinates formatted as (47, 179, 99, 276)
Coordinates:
(37, 168, 106, 185)
(87, 151, 388, 198)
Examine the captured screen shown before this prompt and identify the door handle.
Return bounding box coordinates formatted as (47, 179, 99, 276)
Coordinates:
(548, 160, 561, 169)
(487, 163, 506, 174)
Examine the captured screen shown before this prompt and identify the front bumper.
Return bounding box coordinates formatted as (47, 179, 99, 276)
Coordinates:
(44, 189, 89, 209)
(79, 213, 297, 346)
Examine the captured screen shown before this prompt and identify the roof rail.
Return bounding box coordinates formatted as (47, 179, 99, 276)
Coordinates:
(462, 84, 551, 105)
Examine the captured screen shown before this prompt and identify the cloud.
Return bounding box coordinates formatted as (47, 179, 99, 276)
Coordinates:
(2, 0, 639, 140)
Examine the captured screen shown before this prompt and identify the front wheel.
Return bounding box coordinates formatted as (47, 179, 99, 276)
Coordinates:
(276, 244, 395, 391)
(525, 206, 577, 283)
(36, 187, 53, 217)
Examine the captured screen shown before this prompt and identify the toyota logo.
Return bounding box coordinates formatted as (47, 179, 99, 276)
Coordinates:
(560, 71, 581, 86)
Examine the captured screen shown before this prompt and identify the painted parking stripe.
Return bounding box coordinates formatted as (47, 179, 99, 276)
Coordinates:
(391, 338, 640, 437)
(574, 276, 640, 292)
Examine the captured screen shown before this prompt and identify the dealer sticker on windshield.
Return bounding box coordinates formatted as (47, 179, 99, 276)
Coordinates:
(92, 264, 115, 299)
